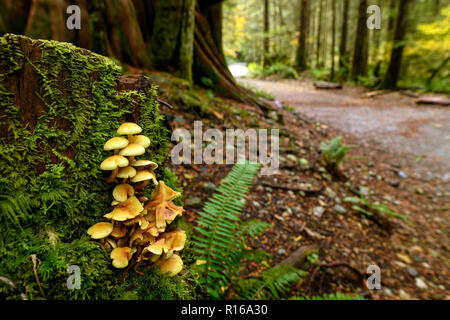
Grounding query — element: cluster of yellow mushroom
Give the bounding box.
[87,122,185,276]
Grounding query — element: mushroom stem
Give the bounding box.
[128,134,133,142]
[114,149,119,155]
[134,180,149,191]
[106,168,119,183]
[122,178,128,184]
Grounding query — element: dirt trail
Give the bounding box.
[240,79,450,182]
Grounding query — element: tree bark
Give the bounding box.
[296,0,309,71]
[315,0,323,68]
[330,0,337,80]
[380,0,411,90]
[351,0,368,81]
[338,0,349,79]
[263,0,270,66]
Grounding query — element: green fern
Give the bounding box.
[235,266,307,300]
[193,161,262,298]
[319,136,354,169]
[193,162,306,300]
[344,196,411,223]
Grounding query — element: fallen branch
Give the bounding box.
[30,254,46,299]
[277,244,321,269]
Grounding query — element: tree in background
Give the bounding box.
[295,0,309,71]
[330,0,337,80]
[338,0,349,79]
[351,0,368,81]
[315,0,323,68]
[380,0,411,89]
[263,0,270,66]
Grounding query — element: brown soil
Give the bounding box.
[154,73,449,300]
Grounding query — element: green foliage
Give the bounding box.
[193,161,263,297]
[309,68,330,81]
[344,196,411,223]
[293,292,366,300]
[319,136,352,169]
[193,162,305,300]
[234,266,307,300]
[0,34,190,300]
[248,62,298,79]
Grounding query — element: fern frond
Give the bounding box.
[192,161,260,298]
[235,265,307,300]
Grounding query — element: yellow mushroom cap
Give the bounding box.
[87,222,113,239]
[104,137,129,151]
[112,184,135,202]
[100,155,129,170]
[117,122,142,136]
[104,196,144,221]
[161,230,186,251]
[146,181,180,208]
[110,247,133,269]
[119,143,145,157]
[157,254,183,276]
[130,160,158,170]
[132,135,151,148]
[144,238,165,255]
[130,170,157,184]
[116,166,137,179]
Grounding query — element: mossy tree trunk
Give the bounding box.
[0,0,268,109]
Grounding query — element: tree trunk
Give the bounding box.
[330,0,336,80]
[263,0,270,66]
[315,0,323,68]
[296,0,309,71]
[380,0,411,90]
[339,0,349,79]
[351,0,368,81]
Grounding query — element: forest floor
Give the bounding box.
[149,72,449,300]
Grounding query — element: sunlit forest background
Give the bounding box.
[223,0,450,93]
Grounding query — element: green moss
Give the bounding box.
[0,34,194,300]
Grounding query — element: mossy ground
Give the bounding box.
[0,34,199,300]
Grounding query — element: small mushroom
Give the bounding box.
[87,222,114,239]
[104,196,144,221]
[154,202,184,229]
[131,170,157,191]
[131,135,150,148]
[156,253,183,276]
[100,155,129,183]
[143,238,165,255]
[146,181,181,208]
[116,166,137,182]
[160,229,186,251]
[112,184,135,202]
[119,143,145,161]
[117,122,142,141]
[104,137,129,154]
[110,247,133,269]
[131,160,158,171]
